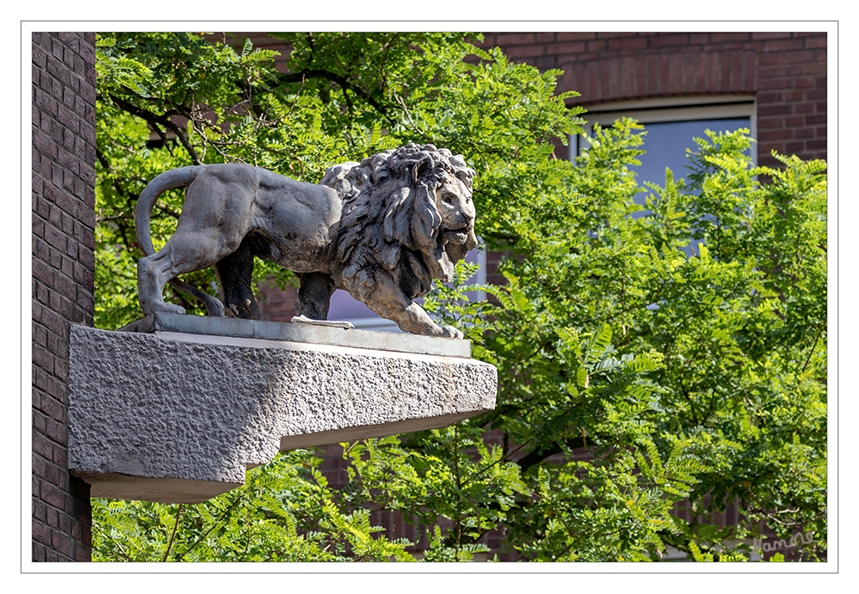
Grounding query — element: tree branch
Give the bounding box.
[91,522,134,561]
[278,69,397,127]
[105,93,202,165]
[517,435,587,474]
[162,504,183,561]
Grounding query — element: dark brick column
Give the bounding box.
[31,32,96,562]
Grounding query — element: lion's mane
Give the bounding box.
[320,143,477,304]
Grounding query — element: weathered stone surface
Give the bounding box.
[68,325,496,503]
[119,311,473,358]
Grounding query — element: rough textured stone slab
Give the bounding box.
[68,325,496,503]
[119,312,472,358]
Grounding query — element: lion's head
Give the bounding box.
[321,143,478,303]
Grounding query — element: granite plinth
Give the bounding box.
[68,324,496,503]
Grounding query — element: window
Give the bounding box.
[573,96,757,261]
[573,95,756,195]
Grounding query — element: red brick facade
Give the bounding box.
[478,32,827,167]
[31,32,96,562]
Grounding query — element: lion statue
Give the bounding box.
[135,143,478,338]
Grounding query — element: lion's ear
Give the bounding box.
[320,161,361,199]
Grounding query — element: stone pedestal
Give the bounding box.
[68,315,496,503]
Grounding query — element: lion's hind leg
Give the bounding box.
[137,229,243,317]
[138,249,188,316]
[215,239,263,320]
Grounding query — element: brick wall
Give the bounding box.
[32,32,97,562]
[480,32,827,167]
[256,282,301,323]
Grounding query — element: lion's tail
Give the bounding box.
[135,165,207,255]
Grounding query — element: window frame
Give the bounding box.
[572,95,758,166]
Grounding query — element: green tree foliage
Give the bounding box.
[92,32,826,562]
[93,450,415,561]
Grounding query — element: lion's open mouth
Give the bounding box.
[442,229,469,245]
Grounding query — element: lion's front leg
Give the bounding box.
[297,272,336,320]
[356,275,463,339]
[401,303,463,339]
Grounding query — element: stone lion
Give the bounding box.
[135,143,478,338]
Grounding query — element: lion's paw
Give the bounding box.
[440,325,464,339]
[157,303,186,315]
